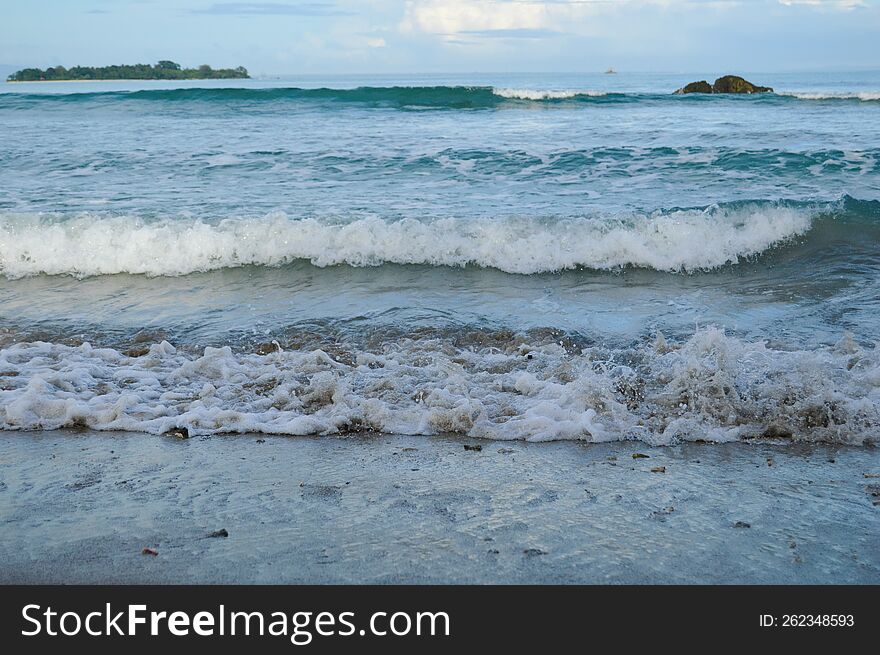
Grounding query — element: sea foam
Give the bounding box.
[1,329,877,444]
[781,91,880,102]
[491,88,606,100]
[0,204,815,279]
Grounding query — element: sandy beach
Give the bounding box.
[0,431,877,584]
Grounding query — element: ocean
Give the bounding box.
[1,71,879,445]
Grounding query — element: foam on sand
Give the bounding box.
[1,328,877,444]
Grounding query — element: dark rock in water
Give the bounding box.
[463,444,482,452]
[712,75,772,94]
[208,528,229,538]
[675,80,713,94]
[675,75,773,95]
[164,427,189,440]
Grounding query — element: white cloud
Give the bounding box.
[401,0,555,36]
[778,0,865,6]
[400,0,870,40]
[398,0,755,40]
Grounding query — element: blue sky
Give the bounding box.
[1,1,878,75]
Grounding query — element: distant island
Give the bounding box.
[6,60,249,82]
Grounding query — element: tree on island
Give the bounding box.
[6,61,249,82]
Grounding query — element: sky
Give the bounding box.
[1,0,878,76]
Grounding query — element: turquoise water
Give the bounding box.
[1,72,879,443]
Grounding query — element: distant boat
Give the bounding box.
[605,68,617,75]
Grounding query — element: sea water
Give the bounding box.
[1,72,878,443]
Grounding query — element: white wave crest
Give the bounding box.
[0,205,815,279]
[1,329,877,444]
[491,87,606,100]
[781,91,880,101]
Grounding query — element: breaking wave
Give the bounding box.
[778,91,880,102]
[491,87,607,100]
[0,200,846,278]
[4,85,880,110]
[0,85,622,109]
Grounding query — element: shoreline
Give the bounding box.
[1,430,877,584]
[5,78,250,84]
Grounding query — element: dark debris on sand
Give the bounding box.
[163,427,189,440]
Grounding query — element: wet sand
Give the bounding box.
[0,431,877,584]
